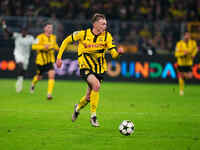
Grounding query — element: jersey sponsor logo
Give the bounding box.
[83,43,105,48]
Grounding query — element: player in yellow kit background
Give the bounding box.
[30,22,59,100]
[175,32,198,96]
[56,13,124,127]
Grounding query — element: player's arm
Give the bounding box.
[1,20,13,37]
[57,35,73,59]
[56,31,84,68]
[106,32,124,58]
[32,35,49,51]
[175,42,185,57]
[191,41,198,58]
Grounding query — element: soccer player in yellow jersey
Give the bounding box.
[175,32,198,96]
[30,22,59,100]
[56,13,124,127]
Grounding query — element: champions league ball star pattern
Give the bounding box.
[119,120,135,136]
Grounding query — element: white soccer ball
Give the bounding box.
[119,120,134,136]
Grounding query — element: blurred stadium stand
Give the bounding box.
[0,16,185,55]
[0,0,200,55]
[0,0,200,82]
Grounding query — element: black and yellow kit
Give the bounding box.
[175,39,198,66]
[57,28,120,76]
[32,33,59,74]
[175,39,198,72]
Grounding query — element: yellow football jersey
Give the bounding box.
[175,39,198,66]
[57,28,119,74]
[32,33,59,65]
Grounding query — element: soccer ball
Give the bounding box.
[119,120,134,136]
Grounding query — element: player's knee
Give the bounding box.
[184,72,192,79]
[16,63,25,76]
[93,82,100,91]
[17,63,23,68]
[48,74,55,79]
[187,74,193,79]
[48,70,55,79]
[86,95,90,101]
[49,76,55,79]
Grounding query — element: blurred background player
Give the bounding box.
[56,13,124,127]
[1,20,35,93]
[175,32,198,96]
[30,22,59,100]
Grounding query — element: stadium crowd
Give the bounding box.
[1,0,199,21]
[0,0,199,54]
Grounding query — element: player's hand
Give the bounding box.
[2,20,6,25]
[184,51,188,55]
[117,47,124,54]
[56,59,62,68]
[1,20,7,29]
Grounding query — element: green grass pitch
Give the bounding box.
[0,79,200,150]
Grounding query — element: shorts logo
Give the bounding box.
[85,70,89,75]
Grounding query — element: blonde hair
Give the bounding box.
[91,13,106,23]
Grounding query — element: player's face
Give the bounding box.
[21,28,27,37]
[184,32,191,40]
[44,24,53,34]
[94,19,107,34]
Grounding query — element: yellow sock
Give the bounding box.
[32,75,39,86]
[90,90,99,116]
[77,96,89,112]
[179,78,184,92]
[47,79,55,95]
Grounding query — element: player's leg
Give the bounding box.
[30,66,43,93]
[87,74,101,127]
[47,69,55,100]
[178,72,184,96]
[179,65,192,95]
[181,72,192,95]
[16,62,26,93]
[77,86,91,111]
[72,86,91,122]
[30,75,42,93]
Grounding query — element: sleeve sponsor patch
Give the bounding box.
[73,31,80,36]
